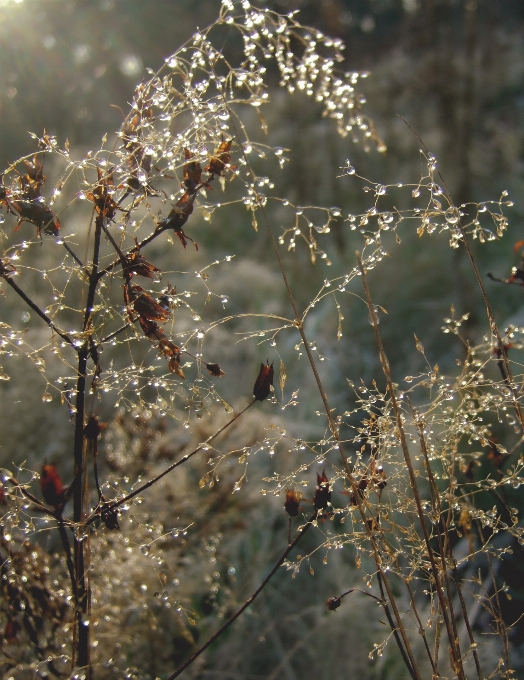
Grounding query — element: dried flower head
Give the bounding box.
[40,463,66,510]
[253,360,274,401]
[314,470,331,510]
[284,489,302,517]
[326,597,342,611]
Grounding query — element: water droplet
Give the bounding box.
[21,311,30,323]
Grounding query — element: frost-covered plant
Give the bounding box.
[0,2,522,680]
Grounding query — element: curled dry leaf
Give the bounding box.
[183,148,203,193]
[126,284,171,322]
[87,168,118,220]
[205,362,225,378]
[205,135,235,176]
[137,316,185,379]
[124,249,161,280]
[0,153,59,236]
[168,354,186,380]
[156,191,197,249]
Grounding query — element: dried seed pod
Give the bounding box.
[84,415,107,441]
[124,250,161,280]
[284,489,302,517]
[253,360,274,401]
[326,597,341,611]
[101,504,121,531]
[40,463,66,510]
[314,470,331,510]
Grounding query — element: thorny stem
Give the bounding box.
[357,252,471,680]
[167,512,316,680]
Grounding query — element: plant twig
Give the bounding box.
[167,512,316,679]
[1,275,77,350]
[86,399,256,523]
[357,251,470,680]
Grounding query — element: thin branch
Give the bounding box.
[1,274,78,350]
[166,512,316,680]
[57,515,76,601]
[62,241,86,269]
[86,399,255,523]
[357,251,470,680]
[408,393,484,679]
[398,114,523,433]
[98,322,132,346]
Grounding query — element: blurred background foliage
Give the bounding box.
[1,1,524,678]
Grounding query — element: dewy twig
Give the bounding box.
[357,251,472,680]
[167,512,316,679]
[86,399,256,524]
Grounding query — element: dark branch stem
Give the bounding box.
[87,399,255,523]
[2,275,77,350]
[376,573,418,680]
[57,515,76,601]
[62,241,86,269]
[357,252,469,680]
[98,322,132,346]
[167,512,316,680]
[71,213,104,677]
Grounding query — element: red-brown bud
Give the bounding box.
[253,360,274,401]
[314,470,331,510]
[327,597,341,611]
[40,463,66,510]
[284,489,302,517]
